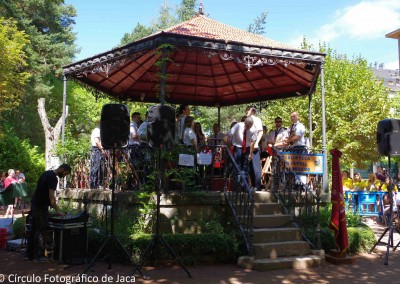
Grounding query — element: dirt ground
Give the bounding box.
[1,210,400,283]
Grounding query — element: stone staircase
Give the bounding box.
[237,191,325,271]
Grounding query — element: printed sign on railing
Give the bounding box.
[280,152,324,175]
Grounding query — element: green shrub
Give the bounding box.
[12,217,24,239]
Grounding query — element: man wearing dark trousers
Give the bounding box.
[246,106,264,191]
[25,164,71,262]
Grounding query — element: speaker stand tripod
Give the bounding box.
[132,147,192,278]
[369,157,400,265]
[84,148,145,277]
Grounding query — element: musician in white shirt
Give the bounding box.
[268,117,288,150]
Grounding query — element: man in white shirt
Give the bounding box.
[129,112,142,167]
[208,123,226,146]
[176,104,190,142]
[285,112,306,148]
[267,117,288,150]
[229,117,256,186]
[90,125,105,189]
[246,106,263,191]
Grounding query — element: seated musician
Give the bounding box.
[25,164,70,262]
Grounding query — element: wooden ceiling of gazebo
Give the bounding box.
[63,14,325,107]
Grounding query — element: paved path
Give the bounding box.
[1,216,400,283]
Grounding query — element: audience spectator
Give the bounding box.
[376,166,386,183]
[353,172,366,190]
[0,171,5,188]
[367,173,380,191]
[4,169,17,188]
[342,170,353,192]
[381,176,398,192]
[15,169,25,183]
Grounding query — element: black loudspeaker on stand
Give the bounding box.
[370,119,400,265]
[84,104,144,277]
[133,105,191,278]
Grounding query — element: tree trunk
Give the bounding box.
[38,98,64,170]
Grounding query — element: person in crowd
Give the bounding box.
[246,106,263,191]
[182,116,197,150]
[194,122,207,147]
[285,112,306,148]
[342,170,353,192]
[15,170,26,183]
[376,166,386,183]
[395,172,400,191]
[0,171,5,188]
[228,116,256,187]
[353,172,366,190]
[260,126,269,152]
[25,164,71,262]
[4,169,18,188]
[129,112,141,166]
[90,124,105,189]
[268,116,288,151]
[209,123,226,146]
[176,104,190,142]
[137,111,149,144]
[4,169,18,218]
[367,173,381,191]
[240,115,247,122]
[381,176,398,192]
[382,167,389,178]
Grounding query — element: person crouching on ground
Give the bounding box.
[25,164,71,262]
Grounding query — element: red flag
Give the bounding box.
[329,148,349,256]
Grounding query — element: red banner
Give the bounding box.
[329,148,349,256]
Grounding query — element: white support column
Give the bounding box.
[308,93,313,149]
[320,62,329,199]
[61,75,67,146]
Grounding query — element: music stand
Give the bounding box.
[369,157,400,265]
[132,146,192,278]
[84,147,145,277]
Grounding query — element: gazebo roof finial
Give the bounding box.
[198,1,204,15]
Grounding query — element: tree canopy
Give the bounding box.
[0,17,30,114]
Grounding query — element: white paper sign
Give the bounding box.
[178,154,195,166]
[197,153,212,165]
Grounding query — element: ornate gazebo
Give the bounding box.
[62,13,328,194]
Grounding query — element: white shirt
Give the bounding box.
[91,127,101,147]
[138,121,148,143]
[249,115,263,149]
[290,122,306,146]
[268,128,288,149]
[228,122,256,148]
[183,127,197,146]
[129,121,140,146]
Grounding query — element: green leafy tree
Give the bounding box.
[0,0,77,147]
[247,11,268,35]
[0,17,30,114]
[176,0,197,22]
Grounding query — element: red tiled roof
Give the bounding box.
[160,14,297,50]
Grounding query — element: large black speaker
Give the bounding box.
[147,105,175,148]
[100,104,130,149]
[377,119,400,156]
[53,226,88,263]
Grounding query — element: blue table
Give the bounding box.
[345,191,386,216]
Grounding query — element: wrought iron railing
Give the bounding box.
[270,147,322,250]
[65,144,255,255]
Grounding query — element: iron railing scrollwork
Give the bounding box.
[270,147,322,250]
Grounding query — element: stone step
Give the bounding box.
[252,215,291,228]
[253,203,283,215]
[238,252,325,271]
[253,191,276,203]
[253,241,311,259]
[253,227,301,243]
